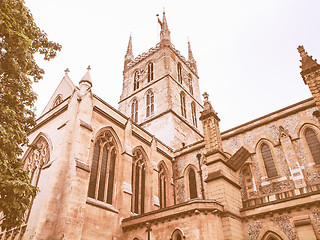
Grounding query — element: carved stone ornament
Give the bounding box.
[246,220,263,240]
[271,215,296,240]
[311,209,320,235]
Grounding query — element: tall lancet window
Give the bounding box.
[188,168,197,199]
[24,136,50,187]
[147,62,153,82]
[305,128,320,165]
[177,62,182,84]
[180,92,186,118]
[261,143,278,178]
[188,74,193,95]
[134,71,140,90]
[146,90,154,117]
[131,99,138,123]
[88,131,117,204]
[191,102,197,127]
[158,164,167,208]
[132,149,146,214]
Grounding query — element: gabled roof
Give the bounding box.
[41,73,76,115]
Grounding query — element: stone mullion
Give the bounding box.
[94,142,104,199]
[103,146,111,203]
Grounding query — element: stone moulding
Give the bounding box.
[121,199,224,231]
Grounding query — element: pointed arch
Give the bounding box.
[183,164,199,200]
[88,129,119,205]
[145,89,154,118]
[23,134,51,187]
[131,98,138,123]
[261,231,284,240]
[170,228,185,240]
[158,161,169,208]
[133,70,140,90]
[299,123,320,166]
[52,94,63,108]
[131,146,149,214]
[256,139,279,179]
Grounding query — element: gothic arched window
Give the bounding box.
[132,149,146,214]
[147,62,153,83]
[134,71,140,90]
[180,92,186,118]
[191,102,197,127]
[171,229,184,240]
[177,63,182,84]
[305,128,320,165]
[261,143,278,178]
[24,136,50,187]
[158,164,167,208]
[146,91,154,117]
[131,99,138,123]
[88,131,117,204]
[188,168,197,199]
[188,74,193,95]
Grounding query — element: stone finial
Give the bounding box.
[188,40,195,62]
[203,92,209,102]
[158,10,171,46]
[64,68,70,75]
[79,66,92,87]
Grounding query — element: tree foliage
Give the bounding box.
[0,0,61,230]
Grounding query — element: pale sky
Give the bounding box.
[25,0,319,131]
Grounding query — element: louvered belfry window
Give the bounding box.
[261,143,278,178]
[147,62,153,82]
[191,102,197,127]
[180,92,186,118]
[305,128,320,165]
[88,131,117,204]
[131,99,138,123]
[146,91,154,117]
[177,63,182,84]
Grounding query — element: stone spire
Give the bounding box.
[187,40,198,74]
[79,65,92,87]
[157,10,171,46]
[298,45,320,83]
[124,34,134,68]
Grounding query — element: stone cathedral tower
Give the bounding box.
[118,11,203,149]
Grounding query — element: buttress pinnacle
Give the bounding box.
[124,34,134,68]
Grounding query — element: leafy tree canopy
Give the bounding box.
[0,0,61,230]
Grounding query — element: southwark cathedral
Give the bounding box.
[2,12,320,240]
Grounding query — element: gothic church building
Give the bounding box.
[2,12,320,240]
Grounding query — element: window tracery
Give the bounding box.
[132,149,146,214]
[52,94,63,108]
[131,99,138,123]
[158,163,167,208]
[24,137,50,187]
[88,131,117,204]
[146,91,154,117]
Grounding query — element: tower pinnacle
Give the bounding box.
[188,40,198,74]
[298,45,320,83]
[157,10,171,46]
[124,34,134,68]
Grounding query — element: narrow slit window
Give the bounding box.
[146,91,154,117]
[147,62,153,82]
[177,63,182,84]
[180,92,186,118]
